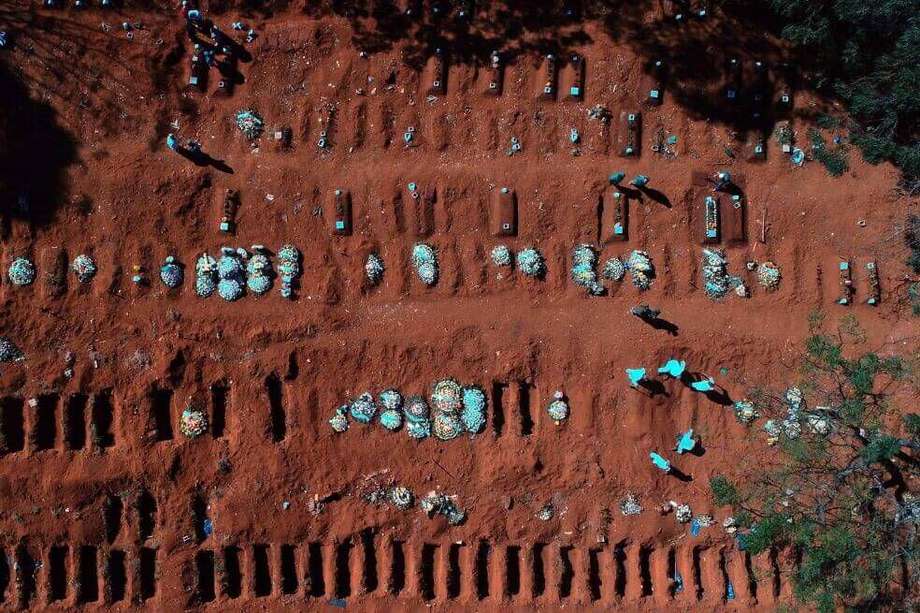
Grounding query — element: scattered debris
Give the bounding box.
[419,491,466,525]
[587,104,611,122]
[537,504,555,521]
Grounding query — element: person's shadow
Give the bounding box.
[638,379,669,398]
[704,388,733,406]
[648,316,679,336]
[181,149,234,174]
[669,467,693,482]
[638,186,672,208]
[679,372,734,406]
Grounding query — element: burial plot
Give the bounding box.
[564,53,585,101]
[618,111,641,157]
[331,189,352,236]
[691,171,746,244]
[599,189,629,243]
[537,54,558,100]
[490,187,517,237]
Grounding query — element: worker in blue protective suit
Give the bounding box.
[690,376,716,392]
[650,452,671,472]
[626,367,646,387]
[675,429,697,454]
[658,359,686,379]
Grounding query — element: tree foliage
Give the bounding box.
[711,316,919,611]
[768,1,920,184]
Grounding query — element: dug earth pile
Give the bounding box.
[0,2,915,610]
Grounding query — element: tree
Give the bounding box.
[711,315,919,612]
[767,1,920,186]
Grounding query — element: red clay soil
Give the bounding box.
[0,1,917,611]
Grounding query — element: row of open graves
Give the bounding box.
[188,536,794,607]
[0,534,795,609]
[0,376,560,455]
[0,490,161,608]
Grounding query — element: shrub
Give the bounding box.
[709,475,741,506]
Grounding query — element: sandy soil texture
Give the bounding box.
[0,1,916,610]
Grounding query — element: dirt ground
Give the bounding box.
[0,1,916,610]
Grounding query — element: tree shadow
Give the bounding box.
[0,60,77,230]
[304,0,595,69]
[294,0,801,144]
